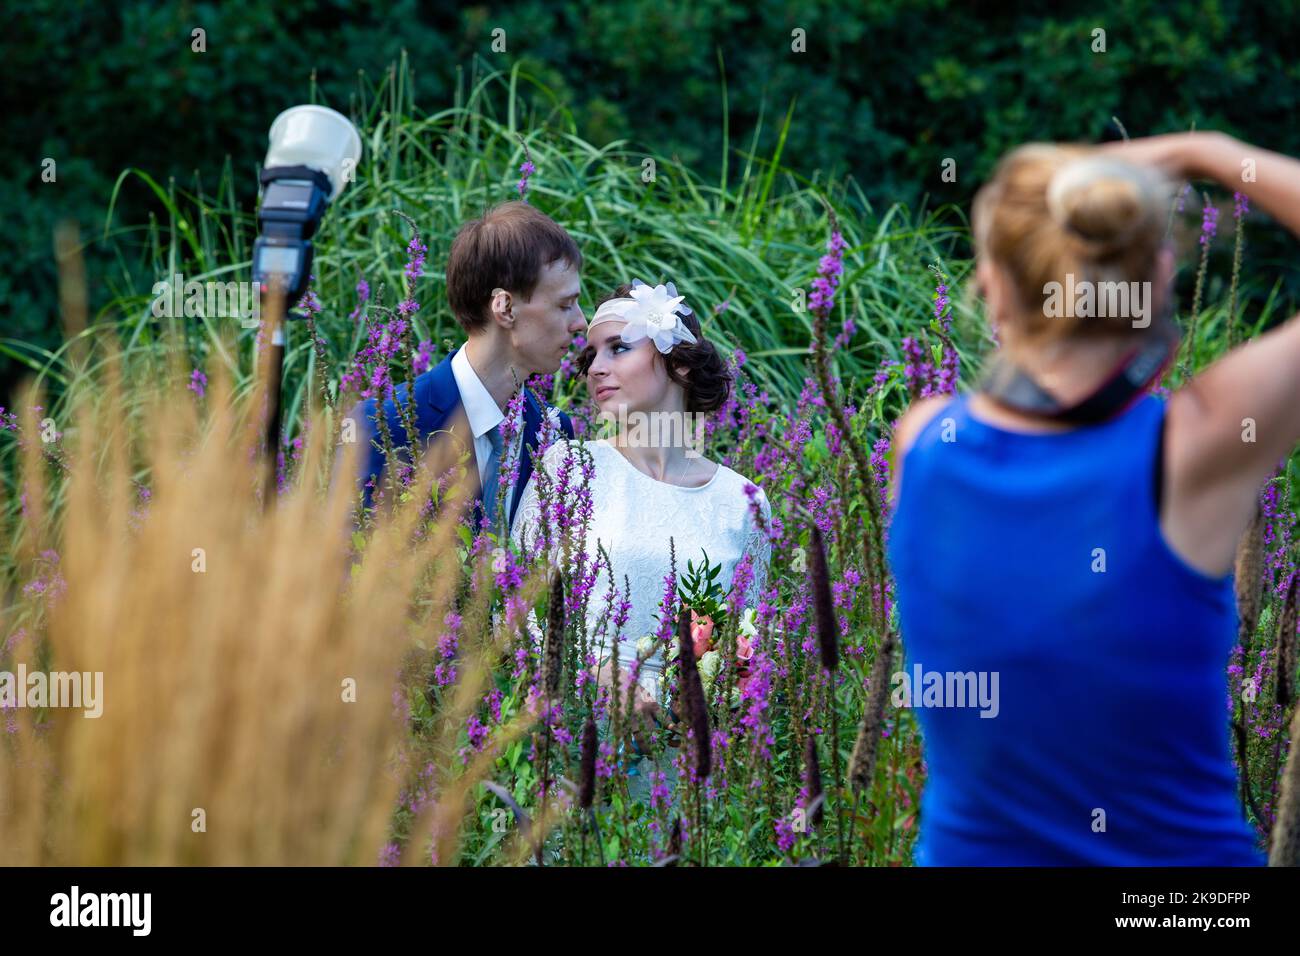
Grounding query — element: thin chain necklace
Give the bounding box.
[610,438,705,487]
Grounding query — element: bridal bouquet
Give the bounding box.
[667,553,758,706]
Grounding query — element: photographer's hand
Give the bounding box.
[1102,131,1300,237]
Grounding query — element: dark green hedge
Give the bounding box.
[5,0,1298,401]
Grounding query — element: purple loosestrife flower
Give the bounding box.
[653,566,679,646]
[739,650,776,763]
[462,714,489,760]
[649,769,672,812]
[348,278,370,324]
[413,339,435,376]
[901,336,938,399]
[1260,479,1296,596]
[774,813,796,853]
[404,233,427,287]
[297,285,321,318]
[929,266,960,395]
[487,388,529,534]
[1200,201,1220,249]
[825,419,843,457]
[434,610,463,687]
[596,740,618,779]
[526,372,555,395]
[1234,191,1250,220]
[517,159,536,201]
[936,343,960,396]
[809,485,836,535]
[797,376,827,414]
[756,589,779,630]
[742,482,769,540]
[833,316,856,349]
[833,566,864,642]
[188,368,207,398]
[341,311,408,402]
[808,229,848,318]
[542,698,573,746]
[933,275,950,326]
[729,553,755,609]
[871,436,891,514]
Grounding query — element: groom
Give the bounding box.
[349,201,586,530]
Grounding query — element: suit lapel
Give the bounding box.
[426,351,460,419]
[427,348,547,533]
[422,351,482,515]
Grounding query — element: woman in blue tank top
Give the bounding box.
[888,132,1300,865]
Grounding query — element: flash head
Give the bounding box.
[252,106,361,303]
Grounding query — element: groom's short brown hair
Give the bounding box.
[446,201,582,333]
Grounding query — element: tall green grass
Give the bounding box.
[22,57,969,427]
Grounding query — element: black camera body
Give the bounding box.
[251,164,333,303]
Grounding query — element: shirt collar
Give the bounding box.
[450,343,505,439]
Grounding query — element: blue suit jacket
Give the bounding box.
[350,350,574,527]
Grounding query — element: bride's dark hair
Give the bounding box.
[577,283,732,414]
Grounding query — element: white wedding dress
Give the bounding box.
[511,437,772,698]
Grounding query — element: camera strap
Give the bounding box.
[977,318,1180,426]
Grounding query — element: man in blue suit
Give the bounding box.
[348,201,586,531]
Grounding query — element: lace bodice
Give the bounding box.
[511,438,772,697]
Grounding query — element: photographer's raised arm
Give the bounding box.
[1154,135,1300,573]
[1169,136,1300,485]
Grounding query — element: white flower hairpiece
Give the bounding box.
[587,278,698,354]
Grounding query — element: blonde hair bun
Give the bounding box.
[1045,157,1167,252]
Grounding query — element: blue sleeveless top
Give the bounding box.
[887,390,1264,865]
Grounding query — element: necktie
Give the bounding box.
[481,423,505,534]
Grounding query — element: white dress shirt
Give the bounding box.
[450,343,522,517]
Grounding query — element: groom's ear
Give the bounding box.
[490,288,515,328]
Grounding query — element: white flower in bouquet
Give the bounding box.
[737,607,758,638]
[698,650,721,694]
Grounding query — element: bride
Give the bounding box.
[511,279,771,734]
